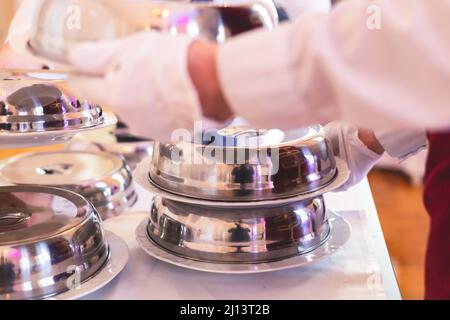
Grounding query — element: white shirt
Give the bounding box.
[5,0,41,43]
[218,0,450,133]
[7,0,429,159]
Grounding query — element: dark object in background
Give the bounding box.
[276,6,289,21]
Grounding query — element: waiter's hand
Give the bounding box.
[68,32,230,142]
[0,44,44,69]
[325,122,384,191]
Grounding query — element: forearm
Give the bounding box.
[191,0,450,131]
[358,128,384,155]
[187,41,233,122]
[187,42,386,160]
[0,44,43,69]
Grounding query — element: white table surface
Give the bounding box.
[84,179,402,300]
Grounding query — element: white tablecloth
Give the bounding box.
[84,179,401,300]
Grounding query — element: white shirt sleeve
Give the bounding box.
[6,0,42,43]
[218,0,450,132]
[374,128,428,160]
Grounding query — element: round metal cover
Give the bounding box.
[0,151,138,219]
[0,185,110,300]
[0,185,92,244]
[0,70,103,133]
[150,125,338,202]
[0,151,124,185]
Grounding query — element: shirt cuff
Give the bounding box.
[374,129,428,160]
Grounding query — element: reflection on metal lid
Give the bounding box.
[0,186,91,244]
[0,151,123,185]
[0,70,103,133]
[0,151,138,220]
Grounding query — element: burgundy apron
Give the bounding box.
[424,132,450,299]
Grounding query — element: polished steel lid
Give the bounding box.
[150,125,337,202]
[0,70,103,133]
[0,186,110,300]
[143,0,279,42]
[145,195,330,263]
[200,125,320,146]
[0,186,91,244]
[66,123,154,170]
[29,0,131,64]
[0,151,137,219]
[27,0,278,64]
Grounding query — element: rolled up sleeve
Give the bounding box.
[375,129,428,160]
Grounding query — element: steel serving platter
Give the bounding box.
[0,70,117,148]
[134,156,349,208]
[136,210,351,274]
[149,125,340,202]
[145,195,330,263]
[0,186,114,299]
[0,151,137,220]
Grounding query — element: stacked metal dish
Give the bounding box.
[93,138,153,171]
[12,0,278,67]
[135,125,351,270]
[0,70,114,148]
[150,125,337,201]
[0,70,102,133]
[0,186,128,300]
[146,196,329,263]
[0,151,137,220]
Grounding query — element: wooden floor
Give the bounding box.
[368,169,429,300]
[0,144,64,160]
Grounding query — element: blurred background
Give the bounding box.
[0,0,14,43]
[368,153,429,300]
[0,0,430,299]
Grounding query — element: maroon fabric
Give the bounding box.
[424,131,450,299]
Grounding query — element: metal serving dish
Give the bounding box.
[94,139,154,171]
[150,125,337,202]
[0,70,103,133]
[67,121,154,171]
[146,195,329,263]
[28,0,278,64]
[0,151,137,220]
[0,186,109,300]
